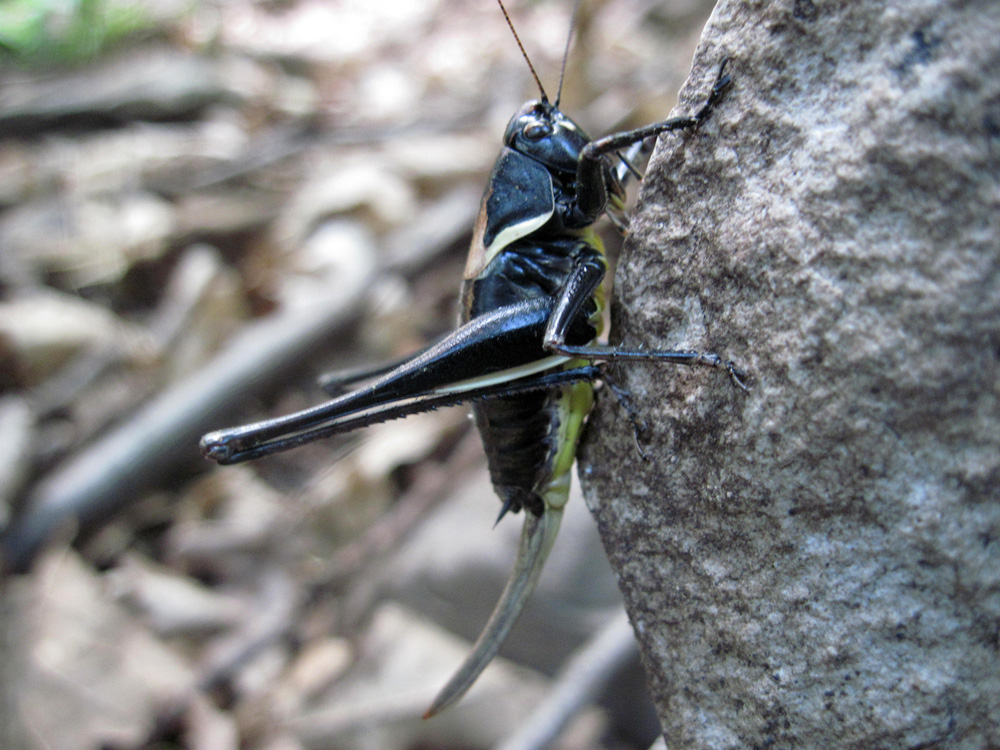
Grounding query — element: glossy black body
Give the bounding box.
[459,102,622,516]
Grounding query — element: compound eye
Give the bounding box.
[523,119,552,140]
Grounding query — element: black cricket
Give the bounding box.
[201,0,746,717]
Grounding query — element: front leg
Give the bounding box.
[585,59,731,158]
[575,59,733,222]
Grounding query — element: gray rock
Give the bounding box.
[580,0,1000,748]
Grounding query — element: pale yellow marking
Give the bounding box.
[431,355,571,396]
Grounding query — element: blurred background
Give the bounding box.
[0,0,716,747]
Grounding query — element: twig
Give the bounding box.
[1,280,374,574]
[314,428,482,589]
[493,610,639,750]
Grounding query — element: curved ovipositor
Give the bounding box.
[423,496,565,718]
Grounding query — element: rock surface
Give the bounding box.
[580,1,1000,748]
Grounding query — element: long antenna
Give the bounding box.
[555,0,581,106]
[496,0,548,103]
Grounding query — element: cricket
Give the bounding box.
[201,0,746,717]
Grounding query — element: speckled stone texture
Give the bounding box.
[578,1,1000,748]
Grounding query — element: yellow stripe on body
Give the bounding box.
[431,355,572,396]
